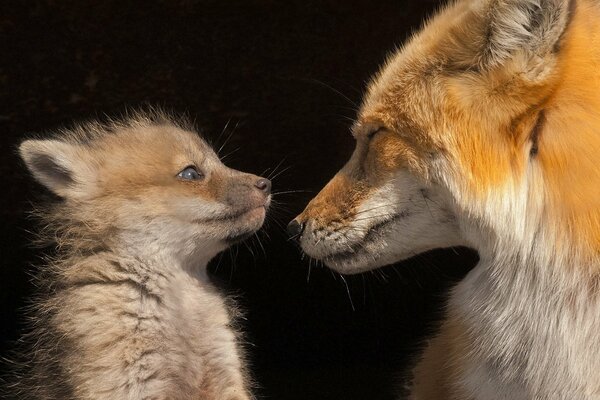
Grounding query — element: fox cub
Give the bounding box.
[291,0,600,399]
[13,112,270,399]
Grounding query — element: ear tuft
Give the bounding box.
[481,0,572,69]
[19,139,78,198]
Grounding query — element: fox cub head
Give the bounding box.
[292,0,600,273]
[19,112,271,264]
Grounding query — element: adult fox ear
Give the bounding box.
[478,0,573,79]
[19,139,97,199]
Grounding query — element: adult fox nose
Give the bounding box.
[287,219,304,239]
[254,178,272,194]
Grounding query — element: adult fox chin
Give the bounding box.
[291,0,600,399]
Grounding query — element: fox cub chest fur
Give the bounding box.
[12,113,271,400]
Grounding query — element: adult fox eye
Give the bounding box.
[177,166,204,181]
[367,127,383,139]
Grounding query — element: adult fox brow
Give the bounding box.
[367,127,384,139]
[350,123,383,139]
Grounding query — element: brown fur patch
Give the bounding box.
[300,170,372,225]
[88,125,219,202]
[299,128,423,226]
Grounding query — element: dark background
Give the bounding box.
[0,1,478,399]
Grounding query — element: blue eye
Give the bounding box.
[177,166,204,181]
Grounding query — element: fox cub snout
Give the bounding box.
[14,111,268,399]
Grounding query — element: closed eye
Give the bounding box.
[177,166,204,181]
[367,127,384,140]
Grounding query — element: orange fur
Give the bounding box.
[294,0,600,398]
[540,3,600,256]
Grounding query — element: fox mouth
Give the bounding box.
[204,205,267,223]
[319,209,409,265]
[222,205,269,244]
[194,198,270,224]
[190,199,269,244]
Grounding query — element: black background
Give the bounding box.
[0,1,478,399]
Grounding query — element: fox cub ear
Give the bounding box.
[19,139,96,199]
[479,0,572,76]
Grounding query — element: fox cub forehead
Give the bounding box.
[92,122,216,176]
[19,112,221,199]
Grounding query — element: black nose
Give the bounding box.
[287,219,304,239]
[255,178,272,194]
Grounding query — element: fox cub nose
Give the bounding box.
[287,219,304,239]
[254,178,272,194]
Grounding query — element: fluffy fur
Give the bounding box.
[8,111,271,399]
[292,0,600,398]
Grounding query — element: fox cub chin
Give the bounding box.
[12,111,270,400]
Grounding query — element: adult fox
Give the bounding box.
[290,0,600,398]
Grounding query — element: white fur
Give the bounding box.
[56,250,249,400]
[439,154,600,399]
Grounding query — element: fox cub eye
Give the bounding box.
[177,166,204,181]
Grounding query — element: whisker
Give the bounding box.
[242,240,256,262]
[215,118,232,147]
[266,158,288,180]
[287,233,302,242]
[339,274,356,311]
[213,252,225,274]
[269,165,292,181]
[326,113,356,123]
[260,228,271,241]
[220,147,241,162]
[253,232,267,257]
[303,78,359,108]
[353,203,397,216]
[217,121,240,156]
[266,216,287,231]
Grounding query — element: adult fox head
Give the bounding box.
[291,0,600,274]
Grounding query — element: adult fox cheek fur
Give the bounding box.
[11,112,270,400]
[291,0,600,398]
